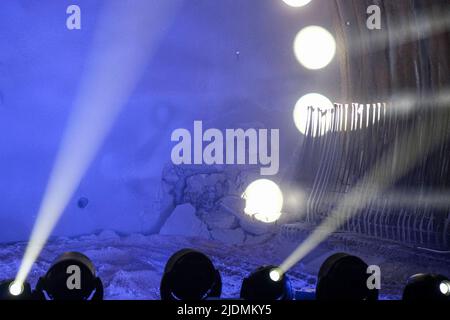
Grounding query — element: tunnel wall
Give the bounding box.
[291,0,450,250]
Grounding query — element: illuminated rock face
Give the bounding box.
[156,164,275,245]
[160,203,210,238]
[0,0,322,242]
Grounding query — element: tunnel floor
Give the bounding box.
[0,231,448,300]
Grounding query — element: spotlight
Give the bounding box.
[34,252,103,300]
[9,281,23,296]
[316,253,378,301]
[160,249,222,300]
[403,274,450,301]
[0,280,32,300]
[240,266,294,300]
[269,268,282,282]
[440,280,450,296]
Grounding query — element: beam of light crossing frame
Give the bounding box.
[347,10,450,55]
[14,0,182,288]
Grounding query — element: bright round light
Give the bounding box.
[9,281,24,296]
[294,26,336,70]
[293,93,334,137]
[242,179,283,223]
[440,281,450,296]
[269,269,282,282]
[282,0,312,8]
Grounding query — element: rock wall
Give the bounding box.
[156,164,275,245]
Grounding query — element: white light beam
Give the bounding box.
[15,0,182,287]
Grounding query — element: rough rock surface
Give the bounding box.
[156,164,271,245]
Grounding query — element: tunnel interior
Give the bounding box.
[0,0,449,300]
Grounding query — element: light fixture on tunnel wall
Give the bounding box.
[293,26,336,70]
[282,0,312,8]
[403,274,450,301]
[316,253,379,301]
[293,92,334,137]
[34,252,103,300]
[240,266,294,300]
[0,279,33,300]
[242,179,284,223]
[160,249,222,300]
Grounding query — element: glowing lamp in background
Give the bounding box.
[242,179,284,223]
[293,93,334,137]
[294,26,336,70]
[282,0,312,8]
